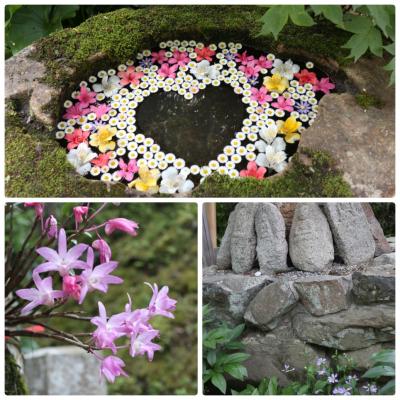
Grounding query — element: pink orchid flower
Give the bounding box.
[62,275,81,300]
[89,104,111,119]
[16,274,64,315]
[271,96,294,112]
[313,77,335,94]
[146,283,177,319]
[91,152,112,167]
[195,46,215,62]
[91,301,126,353]
[105,218,139,236]
[76,86,97,108]
[257,56,273,69]
[158,63,179,79]
[235,51,255,65]
[92,239,112,263]
[250,87,272,105]
[118,66,144,87]
[239,161,267,180]
[168,50,190,66]
[151,50,168,64]
[79,247,123,304]
[63,103,89,120]
[65,129,89,150]
[44,215,58,239]
[100,355,128,383]
[129,329,161,361]
[239,61,261,78]
[34,228,88,277]
[73,206,89,229]
[24,202,44,219]
[117,159,138,182]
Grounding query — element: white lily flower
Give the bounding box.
[159,167,194,194]
[93,75,121,97]
[190,60,218,81]
[255,137,288,173]
[271,59,300,80]
[67,143,97,175]
[259,123,278,144]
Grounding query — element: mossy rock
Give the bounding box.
[5,5,352,197]
[5,348,29,395]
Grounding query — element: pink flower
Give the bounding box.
[24,202,44,218]
[257,56,273,69]
[100,355,128,383]
[117,159,138,182]
[65,129,89,150]
[92,239,112,263]
[44,215,58,239]
[105,218,139,237]
[63,103,89,120]
[76,86,97,108]
[146,283,177,319]
[62,275,81,300]
[313,77,335,94]
[239,161,267,179]
[239,61,261,78]
[16,274,64,315]
[151,50,168,64]
[168,50,190,66]
[89,104,111,119]
[235,51,255,65]
[195,47,215,62]
[117,67,144,86]
[158,63,178,79]
[91,152,112,167]
[271,96,294,112]
[91,302,125,353]
[79,247,123,304]
[34,228,88,277]
[129,329,161,361]
[73,206,89,228]
[250,87,272,105]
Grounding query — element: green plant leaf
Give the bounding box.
[378,379,395,395]
[297,384,310,395]
[287,5,315,27]
[367,5,392,37]
[343,15,373,34]
[310,5,343,26]
[363,365,395,378]
[206,350,216,366]
[370,349,395,365]
[384,42,395,56]
[223,364,248,380]
[342,33,369,61]
[259,6,289,39]
[367,27,383,57]
[219,352,250,365]
[211,372,226,394]
[267,376,279,395]
[384,58,395,86]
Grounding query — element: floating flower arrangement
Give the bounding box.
[57,40,335,194]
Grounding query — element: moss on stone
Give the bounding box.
[355,92,384,110]
[194,148,352,197]
[5,349,28,395]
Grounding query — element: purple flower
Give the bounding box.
[248,76,259,86]
[129,329,161,361]
[281,363,295,373]
[328,373,339,384]
[332,386,351,395]
[100,355,128,383]
[16,274,64,315]
[91,302,125,353]
[294,100,312,114]
[224,51,236,61]
[34,229,88,277]
[92,239,112,263]
[79,247,123,304]
[317,368,327,376]
[362,383,378,394]
[139,57,153,68]
[44,215,58,239]
[316,357,327,366]
[105,218,139,236]
[345,375,358,385]
[146,283,177,318]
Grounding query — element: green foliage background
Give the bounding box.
[6,202,197,395]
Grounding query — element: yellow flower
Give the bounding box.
[89,125,116,153]
[263,73,289,93]
[277,116,302,143]
[128,166,160,193]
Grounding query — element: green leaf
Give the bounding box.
[7,5,79,55]
[384,42,395,56]
[342,33,369,61]
[378,379,395,395]
[5,5,22,28]
[297,384,310,395]
[220,352,250,365]
[211,373,226,394]
[224,364,248,380]
[287,5,315,27]
[367,5,392,37]
[311,5,343,26]
[370,349,395,365]
[229,323,245,340]
[363,365,395,378]
[267,376,279,395]
[206,350,216,366]
[343,15,373,34]
[259,6,289,39]
[367,27,383,57]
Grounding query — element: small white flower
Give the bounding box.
[93,75,121,97]
[159,167,194,194]
[190,60,218,81]
[258,123,278,144]
[272,59,300,80]
[255,137,287,173]
[67,143,97,175]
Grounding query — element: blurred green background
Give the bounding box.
[6,202,197,395]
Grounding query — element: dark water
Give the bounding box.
[136,85,247,166]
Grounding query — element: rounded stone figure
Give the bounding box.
[216,209,237,269]
[255,203,289,273]
[230,203,258,273]
[289,203,334,272]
